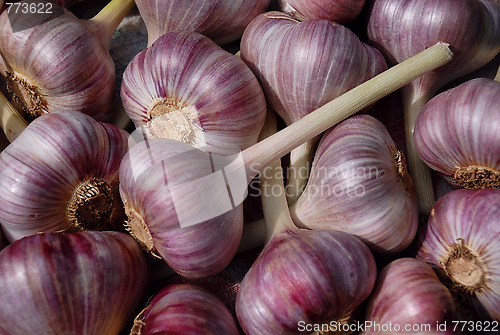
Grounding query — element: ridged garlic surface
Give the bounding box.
[121,31,267,156]
[290,115,418,255]
[277,0,367,24]
[135,0,271,46]
[131,284,239,335]
[0,231,148,335]
[414,78,500,189]
[416,189,500,321]
[0,111,130,242]
[119,138,243,279]
[0,1,116,121]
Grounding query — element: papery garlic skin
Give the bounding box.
[241,11,386,127]
[236,229,377,335]
[414,78,500,189]
[119,138,243,278]
[0,1,115,121]
[290,115,418,255]
[277,0,366,24]
[416,189,500,321]
[362,258,457,335]
[135,0,271,47]
[131,284,239,335]
[0,231,148,335]
[121,31,267,156]
[0,111,129,242]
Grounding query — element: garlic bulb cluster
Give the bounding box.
[121,30,267,155]
[416,189,500,320]
[236,112,377,335]
[119,43,452,279]
[367,0,500,214]
[131,284,239,335]
[0,111,129,242]
[0,0,135,122]
[414,78,500,189]
[290,114,418,255]
[277,0,367,24]
[362,258,457,335]
[0,231,148,335]
[134,0,271,47]
[241,11,387,203]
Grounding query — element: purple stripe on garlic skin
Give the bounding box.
[277,0,367,24]
[0,231,148,335]
[119,138,243,278]
[290,114,418,255]
[367,0,500,215]
[131,284,239,335]
[0,111,130,242]
[416,189,500,321]
[362,258,457,335]
[414,78,500,189]
[0,0,129,122]
[121,30,267,156]
[236,228,377,335]
[241,11,387,127]
[135,0,271,47]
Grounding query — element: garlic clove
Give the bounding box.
[416,189,500,321]
[121,30,267,156]
[290,114,418,255]
[414,77,500,190]
[0,0,134,122]
[277,0,367,24]
[131,283,239,335]
[135,0,271,47]
[362,258,458,334]
[0,111,130,242]
[0,231,148,335]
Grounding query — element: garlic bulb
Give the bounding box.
[135,0,271,47]
[0,231,148,335]
[0,111,130,242]
[236,111,377,335]
[290,114,418,255]
[367,0,500,214]
[362,258,457,335]
[241,11,387,204]
[416,189,500,321]
[131,283,239,335]
[0,0,135,122]
[277,0,367,24]
[414,78,500,189]
[121,30,267,155]
[119,43,453,278]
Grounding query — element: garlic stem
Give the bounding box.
[87,0,136,49]
[495,64,500,82]
[239,42,453,180]
[285,139,315,205]
[0,91,28,142]
[258,111,297,245]
[403,86,435,216]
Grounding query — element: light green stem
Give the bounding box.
[0,91,28,142]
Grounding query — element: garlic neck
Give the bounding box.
[67,178,114,231]
[147,98,202,146]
